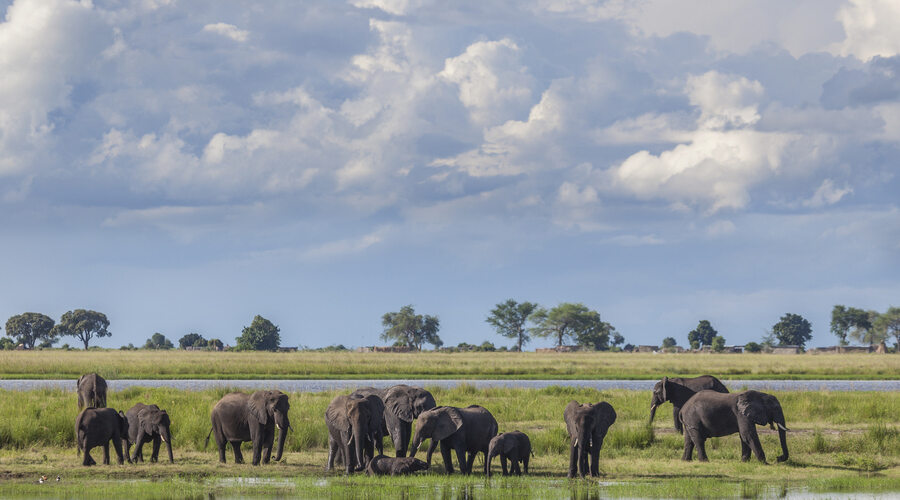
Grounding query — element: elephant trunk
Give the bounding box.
[274,413,289,462]
[353,425,366,471]
[161,427,174,463]
[409,432,423,458]
[486,444,498,477]
[649,404,658,423]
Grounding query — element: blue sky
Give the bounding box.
[0,0,898,350]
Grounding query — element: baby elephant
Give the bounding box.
[365,455,429,476]
[75,407,130,466]
[487,431,532,477]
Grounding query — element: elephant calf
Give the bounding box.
[125,403,174,463]
[564,400,617,478]
[75,407,129,466]
[487,431,532,477]
[365,455,429,476]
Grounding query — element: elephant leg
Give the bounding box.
[395,422,411,457]
[740,439,751,462]
[326,436,336,471]
[217,437,227,464]
[673,406,683,434]
[113,436,126,465]
[694,433,709,462]
[82,445,95,466]
[579,445,589,478]
[231,441,244,464]
[464,451,478,475]
[681,430,694,461]
[523,454,529,475]
[152,436,162,463]
[500,455,508,476]
[511,458,521,476]
[742,427,766,463]
[102,442,110,465]
[567,444,578,478]
[590,440,601,477]
[456,445,469,475]
[439,441,455,474]
[262,428,274,465]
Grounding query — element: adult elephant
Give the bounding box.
[679,390,789,463]
[326,394,384,473]
[351,384,436,457]
[124,403,174,463]
[410,405,498,475]
[75,407,129,466]
[77,373,107,410]
[207,390,290,465]
[564,400,617,478]
[649,375,728,433]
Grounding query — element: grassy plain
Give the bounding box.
[0,386,898,498]
[1,350,899,379]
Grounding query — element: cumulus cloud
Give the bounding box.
[202,23,249,42]
[804,179,853,208]
[834,0,900,60]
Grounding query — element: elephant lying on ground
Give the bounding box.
[487,431,532,477]
[207,390,290,465]
[680,390,789,463]
[125,403,173,463]
[351,385,436,457]
[75,407,129,466]
[649,375,728,433]
[365,455,429,476]
[410,405,498,475]
[326,394,385,473]
[565,400,616,478]
[77,373,107,410]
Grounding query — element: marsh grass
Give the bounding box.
[2,350,900,380]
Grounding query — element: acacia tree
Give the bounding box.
[772,313,813,349]
[5,313,56,350]
[529,303,614,350]
[873,306,900,351]
[687,320,717,349]
[51,309,111,350]
[236,315,281,351]
[486,299,539,352]
[831,305,878,346]
[381,305,442,351]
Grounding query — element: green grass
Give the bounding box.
[0,387,898,498]
[1,350,899,379]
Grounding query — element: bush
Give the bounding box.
[744,341,762,353]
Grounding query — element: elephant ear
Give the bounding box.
[736,391,768,426]
[138,408,155,435]
[563,401,580,439]
[502,434,518,454]
[593,401,617,430]
[412,389,436,418]
[432,407,464,442]
[661,376,669,402]
[248,391,268,425]
[387,391,416,423]
[326,396,350,433]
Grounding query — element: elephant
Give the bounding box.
[649,375,728,433]
[564,400,617,478]
[124,403,173,463]
[75,407,129,466]
[351,384,436,457]
[487,430,532,477]
[77,373,107,410]
[325,394,385,473]
[679,389,789,463]
[410,405,498,475]
[207,390,290,465]
[365,455,429,476]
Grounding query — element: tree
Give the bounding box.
[51,309,111,350]
[873,306,900,351]
[0,337,15,350]
[381,305,442,351]
[711,335,726,352]
[661,337,677,349]
[207,338,224,351]
[143,333,173,350]
[687,320,717,349]
[849,310,882,345]
[612,332,625,348]
[831,305,880,346]
[179,332,207,349]
[529,303,614,350]
[772,313,813,349]
[744,341,762,353]
[236,315,281,351]
[485,299,539,352]
[5,313,56,350]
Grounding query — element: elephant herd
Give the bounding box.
[70,373,790,477]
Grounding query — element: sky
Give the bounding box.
[0,0,898,350]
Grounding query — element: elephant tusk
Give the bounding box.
[276,424,281,430]
[161,436,167,443]
[573,438,578,447]
[777,423,789,432]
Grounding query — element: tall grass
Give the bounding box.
[1,350,899,380]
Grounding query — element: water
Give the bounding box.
[1,379,897,392]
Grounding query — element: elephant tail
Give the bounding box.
[204,428,213,449]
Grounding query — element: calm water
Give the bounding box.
[1,379,897,392]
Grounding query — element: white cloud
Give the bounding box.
[350,0,428,15]
[833,0,900,60]
[686,71,764,130]
[202,23,249,43]
[804,179,853,208]
[439,38,534,126]
[298,228,389,261]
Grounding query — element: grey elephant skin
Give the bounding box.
[410,405,498,475]
[207,390,290,465]
[351,384,436,457]
[365,455,429,476]
[564,400,616,478]
[125,403,173,463]
[75,407,129,466]
[325,394,385,473]
[649,375,728,433]
[679,389,789,463]
[76,373,107,410]
[487,430,532,477]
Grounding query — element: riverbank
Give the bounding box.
[0,386,898,498]
[2,351,898,380]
